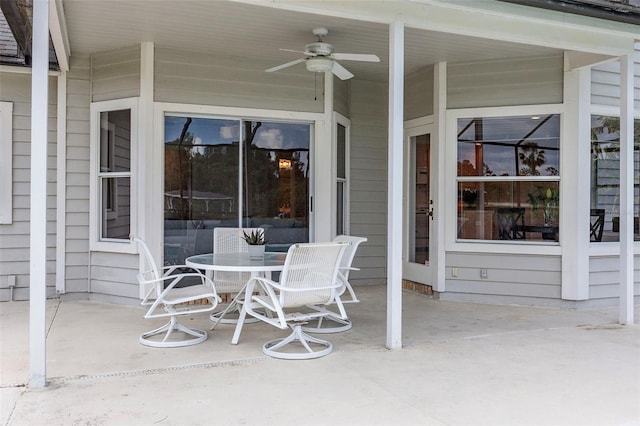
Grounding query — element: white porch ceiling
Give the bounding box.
[61,0,562,82]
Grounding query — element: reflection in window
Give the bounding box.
[590,116,640,242]
[164,116,310,264]
[457,114,561,242]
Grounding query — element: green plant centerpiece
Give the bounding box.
[242,229,265,245]
[528,186,559,226]
[242,229,266,259]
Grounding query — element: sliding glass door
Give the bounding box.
[163,115,311,265]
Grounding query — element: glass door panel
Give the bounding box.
[242,121,310,252]
[163,116,311,265]
[164,116,240,264]
[411,134,430,265]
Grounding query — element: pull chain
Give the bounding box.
[314,72,317,101]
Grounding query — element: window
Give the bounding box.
[163,114,311,264]
[0,101,12,224]
[590,115,640,242]
[90,99,137,251]
[336,120,349,235]
[456,113,561,242]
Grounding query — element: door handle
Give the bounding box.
[428,208,434,220]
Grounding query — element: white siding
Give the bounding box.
[591,45,640,109]
[91,46,141,102]
[448,55,563,109]
[444,253,562,303]
[334,77,349,117]
[64,56,91,296]
[154,47,323,112]
[405,65,433,120]
[0,72,58,301]
[349,79,387,285]
[589,255,640,303]
[89,251,138,300]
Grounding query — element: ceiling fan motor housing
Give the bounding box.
[305,42,334,56]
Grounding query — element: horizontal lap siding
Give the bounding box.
[91,46,140,102]
[448,55,563,108]
[589,255,640,301]
[89,252,138,299]
[0,72,58,301]
[445,253,562,300]
[65,56,91,296]
[591,46,640,109]
[405,65,433,120]
[155,47,323,112]
[334,77,349,117]
[349,80,387,285]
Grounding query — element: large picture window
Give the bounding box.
[456,114,561,242]
[590,115,640,242]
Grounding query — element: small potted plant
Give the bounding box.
[242,229,266,259]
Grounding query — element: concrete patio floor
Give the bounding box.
[1,284,639,425]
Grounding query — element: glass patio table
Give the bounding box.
[185,252,287,331]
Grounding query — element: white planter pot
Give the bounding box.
[247,245,265,259]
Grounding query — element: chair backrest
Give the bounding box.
[497,208,525,240]
[278,242,346,308]
[590,209,605,242]
[213,227,264,293]
[333,235,367,282]
[133,237,162,296]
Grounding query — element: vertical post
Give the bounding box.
[561,57,590,301]
[56,72,67,295]
[619,54,634,325]
[433,62,446,293]
[387,21,404,350]
[29,0,50,389]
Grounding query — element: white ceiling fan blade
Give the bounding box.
[280,48,309,55]
[332,53,380,62]
[265,58,306,73]
[331,61,354,80]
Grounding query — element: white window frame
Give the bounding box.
[334,112,351,236]
[0,101,12,224]
[445,104,564,256]
[152,102,325,261]
[89,98,138,253]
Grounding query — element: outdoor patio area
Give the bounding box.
[2,285,639,425]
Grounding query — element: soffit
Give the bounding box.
[62,0,562,82]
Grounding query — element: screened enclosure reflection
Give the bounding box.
[457,114,560,242]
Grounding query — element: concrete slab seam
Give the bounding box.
[55,356,271,384]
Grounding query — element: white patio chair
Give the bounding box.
[210,227,264,324]
[302,235,367,333]
[231,242,347,359]
[134,237,220,348]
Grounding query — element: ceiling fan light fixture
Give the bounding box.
[305,57,333,73]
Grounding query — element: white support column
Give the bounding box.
[432,62,447,293]
[387,21,404,350]
[561,59,590,301]
[55,72,67,295]
[619,54,634,325]
[139,42,154,299]
[313,71,334,243]
[29,0,50,389]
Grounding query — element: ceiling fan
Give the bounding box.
[265,27,380,80]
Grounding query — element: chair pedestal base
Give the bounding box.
[263,325,333,359]
[139,316,208,348]
[301,316,352,334]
